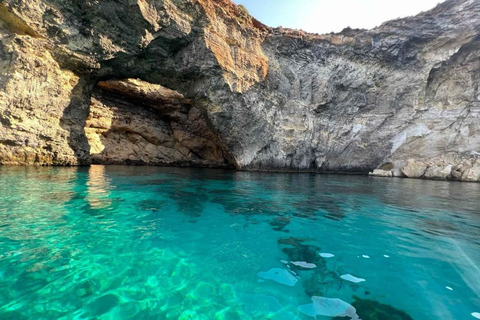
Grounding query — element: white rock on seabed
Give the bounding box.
[341,274,366,283]
[319,253,335,258]
[291,261,317,268]
[257,268,299,287]
[298,296,360,319]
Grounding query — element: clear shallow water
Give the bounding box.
[0,166,479,320]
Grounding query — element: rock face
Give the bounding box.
[424,165,452,180]
[369,155,480,181]
[369,169,392,178]
[85,79,232,167]
[402,160,428,179]
[0,0,479,181]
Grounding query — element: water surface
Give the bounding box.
[0,166,479,319]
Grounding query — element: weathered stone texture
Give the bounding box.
[85,79,232,167]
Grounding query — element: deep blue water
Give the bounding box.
[0,166,479,320]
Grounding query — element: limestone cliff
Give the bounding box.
[0,0,479,181]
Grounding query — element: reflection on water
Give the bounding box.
[86,165,112,210]
[0,166,479,319]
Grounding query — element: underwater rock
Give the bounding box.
[302,269,344,297]
[298,296,360,319]
[352,296,413,320]
[136,199,164,212]
[341,274,366,283]
[269,216,291,231]
[211,189,284,217]
[257,268,299,287]
[291,261,316,269]
[278,237,323,268]
[167,188,208,217]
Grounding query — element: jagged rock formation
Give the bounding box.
[0,0,479,181]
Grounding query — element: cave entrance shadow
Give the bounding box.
[83,79,235,168]
[59,75,97,165]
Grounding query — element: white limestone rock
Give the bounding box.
[369,169,393,177]
[402,160,427,178]
[424,165,452,180]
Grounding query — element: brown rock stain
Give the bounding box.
[197,0,269,92]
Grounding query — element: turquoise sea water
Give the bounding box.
[0,166,479,320]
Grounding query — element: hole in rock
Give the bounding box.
[84,79,233,167]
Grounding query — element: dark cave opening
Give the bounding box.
[84,78,234,168]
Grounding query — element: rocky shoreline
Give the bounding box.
[370,155,480,182]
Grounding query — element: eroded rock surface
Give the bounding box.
[0,0,479,181]
[85,79,232,167]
